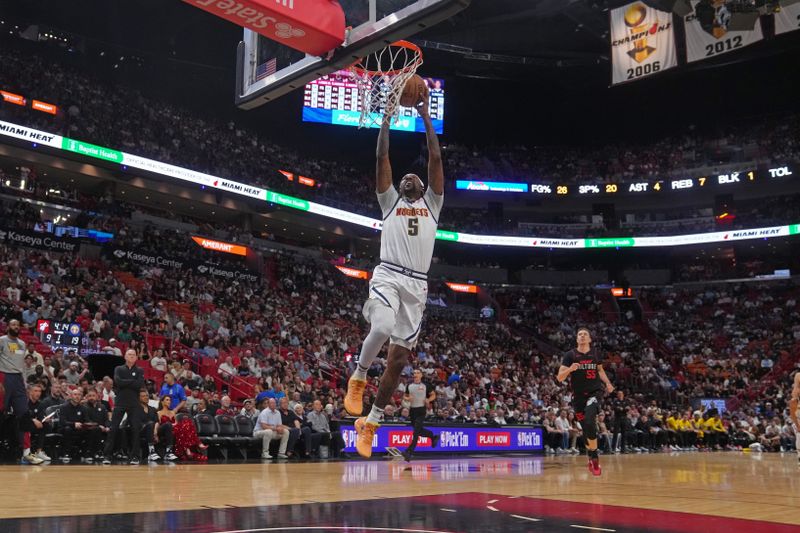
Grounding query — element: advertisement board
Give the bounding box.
[339,424,544,454]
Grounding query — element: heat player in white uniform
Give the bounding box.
[345,92,444,458]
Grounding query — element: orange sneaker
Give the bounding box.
[344,376,367,416]
[355,416,378,458]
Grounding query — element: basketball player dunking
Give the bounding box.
[344,92,444,458]
[557,328,614,476]
[790,370,800,466]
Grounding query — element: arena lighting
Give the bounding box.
[446,282,478,293]
[32,100,57,115]
[611,287,633,297]
[279,169,316,187]
[190,236,247,256]
[335,265,369,280]
[0,90,25,106]
[2,119,800,250]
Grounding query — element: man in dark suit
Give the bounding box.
[102,349,145,464]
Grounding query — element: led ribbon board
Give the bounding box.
[2,119,799,250]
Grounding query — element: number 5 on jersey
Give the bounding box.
[407,217,419,236]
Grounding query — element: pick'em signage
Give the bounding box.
[191,236,248,256]
[2,119,800,250]
[339,424,544,454]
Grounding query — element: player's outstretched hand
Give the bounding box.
[606,383,615,393]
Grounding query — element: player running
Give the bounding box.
[790,370,800,466]
[557,328,615,476]
[344,92,444,458]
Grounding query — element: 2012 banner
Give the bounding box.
[683,0,764,63]
[774,2,800,36]
[610,2,677,85]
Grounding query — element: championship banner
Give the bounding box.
[775,2,800,35]
[684,1,764,63]
[610,2,677,85]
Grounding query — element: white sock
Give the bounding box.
[23,448,31,456]
[366,405,384,425]
[354,305,395,381]
[353,363,369,381]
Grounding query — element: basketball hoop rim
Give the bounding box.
[349,40,423,77]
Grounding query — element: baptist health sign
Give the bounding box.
[2,119,799,251]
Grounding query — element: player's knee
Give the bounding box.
[368,306,396,339]
[370,320,394,339]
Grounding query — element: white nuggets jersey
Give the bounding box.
[377,186,443,274]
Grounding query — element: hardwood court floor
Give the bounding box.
[0,452,798,532]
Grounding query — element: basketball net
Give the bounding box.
[347,41,423,129]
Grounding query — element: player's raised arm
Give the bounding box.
[416,95,443,196]
[376,114,393,194]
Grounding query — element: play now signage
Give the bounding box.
[340,424,543,454]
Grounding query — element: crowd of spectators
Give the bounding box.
[0,38,799,465]
[2,40,800,239]
[1,204,797,463]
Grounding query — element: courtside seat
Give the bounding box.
[234,414,261,455]
[194,414,226,458]
[43,405,63,459]
[215,415,249,459]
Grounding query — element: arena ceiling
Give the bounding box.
[2,0,799,144]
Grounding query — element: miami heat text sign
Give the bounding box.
[183,0,346,56]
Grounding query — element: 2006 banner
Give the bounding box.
[339,424,544,454]
[610,2,677,85]
[684,0,764,63]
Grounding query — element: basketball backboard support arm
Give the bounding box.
[235,0,470,110]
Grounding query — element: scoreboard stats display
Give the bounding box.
[302,70,445,134]
[36,320,85,353]
[458,164,796,198]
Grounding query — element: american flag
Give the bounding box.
[255,58,277,81]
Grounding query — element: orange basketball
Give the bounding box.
[399,74,427,108]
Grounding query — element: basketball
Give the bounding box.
[399,74,427,108]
